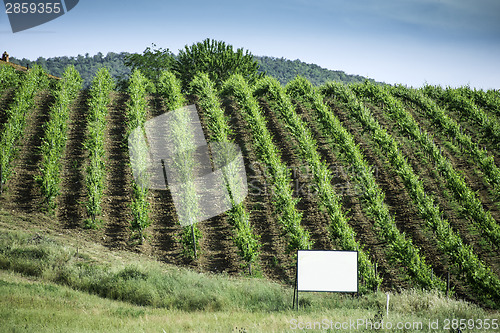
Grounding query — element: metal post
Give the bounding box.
[293,261,299,311]
[446,271,450,298]
[161,159,168,188]
[191,224,197,259]
[386,293,390,318]
[247,244,252,275]
[292,280,296,310]
[0,164,3,194]
[374,263,378,292]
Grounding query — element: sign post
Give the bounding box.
[294,250,358,310]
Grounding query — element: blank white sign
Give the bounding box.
[297,250,358,292]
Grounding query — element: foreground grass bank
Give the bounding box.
[0,210,498,332]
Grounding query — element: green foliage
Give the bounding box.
[125,69,149,135]
[10,52,130,89]
[353,82,500,247]
[155,71,202,258]
[257,56,377,86]
[0,65,48,193]
[35,65,83,210]
[255,76,381,292]
[180,225,202,259]
[0,63,22,89]
[445,87,500,142]
[456,86,500,116]
[229,205,261,267]
[126,69,151,242]
[10,48,380,90]
[175,38,262,90]
[129,183,150,241]
[190,73,232,141]
[157,71,186,111]
[287,76,443,291]
[190,73,261,268]
[83,68,113,228]
[84,154,105,228]
[220,74,311,253]
[392,85,500,199]
[124,44,175,87]
[322,81,500,306]
[423,84,500,142]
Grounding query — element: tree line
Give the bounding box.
[9,40,377,88]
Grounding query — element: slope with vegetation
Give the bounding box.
[1,39,499,321]
[9,44,378,88]
[2,214,496,332]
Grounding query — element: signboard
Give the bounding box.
[297,250,358,292]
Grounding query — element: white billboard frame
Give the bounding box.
[294,250,358,309]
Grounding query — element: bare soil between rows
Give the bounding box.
[1,88,498,308]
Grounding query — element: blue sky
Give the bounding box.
[1,0,499,89]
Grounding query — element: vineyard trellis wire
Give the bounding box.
[35,65,82,210]
[0,65,48,194]
[391,84,500,200]
[322,82,500,306]
[352,82,500,248]
[254,76,382,292]
[126,69,151,243]
[157,71,202,259]
[221,74,312,254]
[83,68,114,228]
[422,85,500,143]
[287,76,445,291]
[191,72,261,272]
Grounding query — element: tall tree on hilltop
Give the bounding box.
[174,38,263,90]
[124,43,175,86]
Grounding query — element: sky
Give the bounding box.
[1,0,499,89]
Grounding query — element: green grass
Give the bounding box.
[0,211,498,332]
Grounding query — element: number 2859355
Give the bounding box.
[5,2,62,14]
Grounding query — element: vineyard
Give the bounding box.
[1,62,499,308]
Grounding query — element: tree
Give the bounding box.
[124,44,175,85]
[174,38,262,90]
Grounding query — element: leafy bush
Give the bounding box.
[175,38,262,90]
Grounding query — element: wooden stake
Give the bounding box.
[386,293,390,318]
[446,271,450,298]
[161,159,168,189]
[191,224,197,260]
[293,261,299,311]
[247,243,252,275]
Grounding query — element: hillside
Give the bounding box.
[0,59,60,80]
[1,63,500,313]
[257,56,374,86]
[8,52,378,88]
[2,212,497,332]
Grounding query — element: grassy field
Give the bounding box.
[1,209,498,332]
[2,64,500,330]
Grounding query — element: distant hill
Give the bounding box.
[2,52,499,311]
[256,56,376,86]
[9,52,378,88]
[10,52,130,89]
[1,59,61,80]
